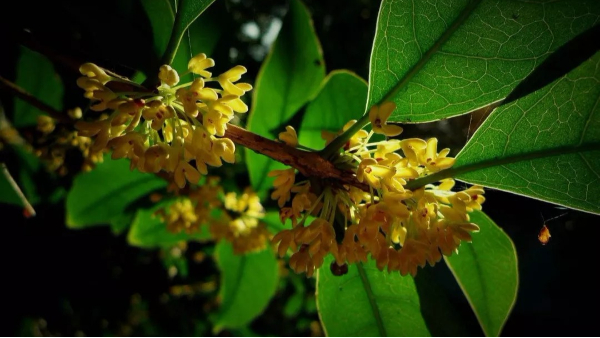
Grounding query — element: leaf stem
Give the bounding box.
[320,113,371,159]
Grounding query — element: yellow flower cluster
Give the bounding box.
[32,109,103,175]
[75,55,251,188]
[155,178,269,254]
[270,102,485,277]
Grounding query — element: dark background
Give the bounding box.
[1,0,599,336]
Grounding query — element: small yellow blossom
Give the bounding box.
[369,102,403,136]
[188,53,215,78]
[278,126,298,147]
[159,65,180,86]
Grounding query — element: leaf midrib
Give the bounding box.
[374,0,483,106]
[356,263,387,336]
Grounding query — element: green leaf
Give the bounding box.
[368,0,600,123]
[262,210,289,234]
[316,256,430,336]
[445,211,518,337]
[161,0,216,66]
[127,201,211,248]
[66,155,167,229]
[245,0,325,196]
[13,46,63,127]
[141,0,221,80]
[213,242,279,332]
[452,51,600,214]
[298,70,368,150]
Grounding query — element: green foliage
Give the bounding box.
[445,211,518,336]
[0,164,22,206]
[317,256,430,336]
[245,0,325,195]
[454,51,600,214]
[298,71,368,149]
[66,155,166,231]
[13,46,63,127]
[368,0,600,122]
[127,200,212,248]
[213,242,279,332]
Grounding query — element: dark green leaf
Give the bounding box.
[245,0,325,195]
[213,242,279,332]
[127,201,211,248]
[454,51,600,214]
[0,163,24,206]
[13,46,63,127]
[445,211,518,337]
[368,0,600,122]
[161,0,216,66]
[298,70,368,149]
[317,256,430,336]
[66,155,167,229]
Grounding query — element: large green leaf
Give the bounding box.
[13,46,63,127]
[245,0,325,195]
[368,0,600,123]
[298,70,368,150]
[445,211,518,336]
[127,200,211,248]
[161,0,216,66]
[141,0,221,81]
[213,242,279,332]
[316,256,430,336]
[66,155,167,229]
[452,51,600,214]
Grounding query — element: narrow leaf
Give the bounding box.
[298,70,368,150]
[66,155,166,229]
[454,51,600,214]
[213,242,279,332]
[245,0,325,195]
[368,0,600,122]
[445,211,518,337]
[316,256,430,336]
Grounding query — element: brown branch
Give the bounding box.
[225,124,368,190]
[0,75,71,123]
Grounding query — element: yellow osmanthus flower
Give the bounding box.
[278,126,298,147]
[268,110,486,278]
[74,53,252,189]
[369,102,403,136]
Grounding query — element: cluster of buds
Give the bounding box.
[75,54,251,188]
[155,177,269,254]
[271,102,485,277]
[31,108,104,175]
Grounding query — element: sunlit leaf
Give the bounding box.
[298,70,368,150]
[66,155,166,229]
[245,0,325,196]
[213,242,279,332]
[445,211,518,337]
[316,256,430,336]
[454,51,600,214]
[368,0,600,122]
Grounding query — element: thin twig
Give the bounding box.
[1,163,36,217]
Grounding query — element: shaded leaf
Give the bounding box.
[127,200,211,248]
[298,70,368,150]
[445,211,518,337]
[213,242,279,332]
[454,51,600,214]
[66,155,167,229]
[245,0,325,196]
[316,256,430,336]
[368,0,600,122]
[13,46,63,127]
